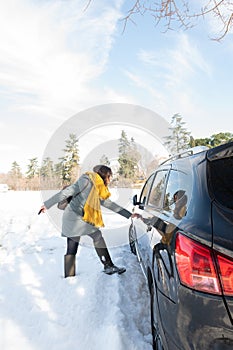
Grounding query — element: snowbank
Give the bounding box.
[0,191,152,350]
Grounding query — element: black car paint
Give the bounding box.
[130,144,233,350]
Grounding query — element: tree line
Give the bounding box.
[1,114,232,191]
[0,133,80,191]
[164,113,233,155]
[0,130,153,190]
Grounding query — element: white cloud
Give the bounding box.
[123,69,166,108]
[138,33,211,87]
[119,32,214,125]
[0,0,123,116]
[0,0,135,173]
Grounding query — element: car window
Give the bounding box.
[147,170,168,208]
[163,169,191,218]
[139,173,155,205]
[208,157,233,209]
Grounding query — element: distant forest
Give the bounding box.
[1,115,232,191]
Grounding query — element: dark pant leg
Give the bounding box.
[66,237,80,255]
[64,237,80,277]
[88,230,114,267]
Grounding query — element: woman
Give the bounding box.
[39,165,136,277]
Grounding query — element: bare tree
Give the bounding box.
[86,1,233,40]
[125,1,233,40]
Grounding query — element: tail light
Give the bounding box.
[217,254,233,296]
[175,233,233,296]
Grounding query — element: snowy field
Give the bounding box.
[0,190,152,350]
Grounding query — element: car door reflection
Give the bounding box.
[151,190,188,299]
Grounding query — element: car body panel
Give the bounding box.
[212,202,233,257]
[130,142,233,349]
[158,285,233,350]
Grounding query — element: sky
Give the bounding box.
[0,0,233,174]
[0,189,152,350]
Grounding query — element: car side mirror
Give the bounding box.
[133,194,145,209]
[139,196,146,210]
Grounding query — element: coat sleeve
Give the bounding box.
[44,176,89,209]
[100,198,132,219]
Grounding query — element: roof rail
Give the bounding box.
[160,146,209,165]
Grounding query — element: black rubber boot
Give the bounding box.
[104,265,126,275]
[93,234,114,267]
[64,254,76,278]
[94,243,126,275]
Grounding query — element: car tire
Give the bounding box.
[128,223,137,255]
[150,282,164,350]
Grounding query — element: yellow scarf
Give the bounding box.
[83,172,111,227]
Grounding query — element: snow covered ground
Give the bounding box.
[0,190,152,350]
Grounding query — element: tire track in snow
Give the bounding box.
[115,246,153,350]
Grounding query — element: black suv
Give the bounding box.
[129,142,233,350]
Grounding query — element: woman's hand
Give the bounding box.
[131,213,142,219]
[38,205,46,215]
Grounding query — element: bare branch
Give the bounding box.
[120,0,233,40]
[212,12,233,41]
[83,0,92,12]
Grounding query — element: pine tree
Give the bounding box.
[118,130,140,180]
[59,133,80,184]
[128,137,141,178]
[10,161,22,178]
[8,161,23,190]
[164,114,191,155]
[118,130,131,178]
[40,157,54,178]
[26,158,39,178]
[26,158,40,190]
[40,157,59,189]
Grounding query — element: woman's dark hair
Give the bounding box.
[93,165,112,185]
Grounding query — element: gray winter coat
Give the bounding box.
[44,174,132,237]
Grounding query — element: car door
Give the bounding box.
[151,166,192,302]
[133,169,169,276]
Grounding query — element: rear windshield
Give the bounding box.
[208,157,233,209]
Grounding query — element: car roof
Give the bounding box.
[160,142,233,167]
[160,146,208,166]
